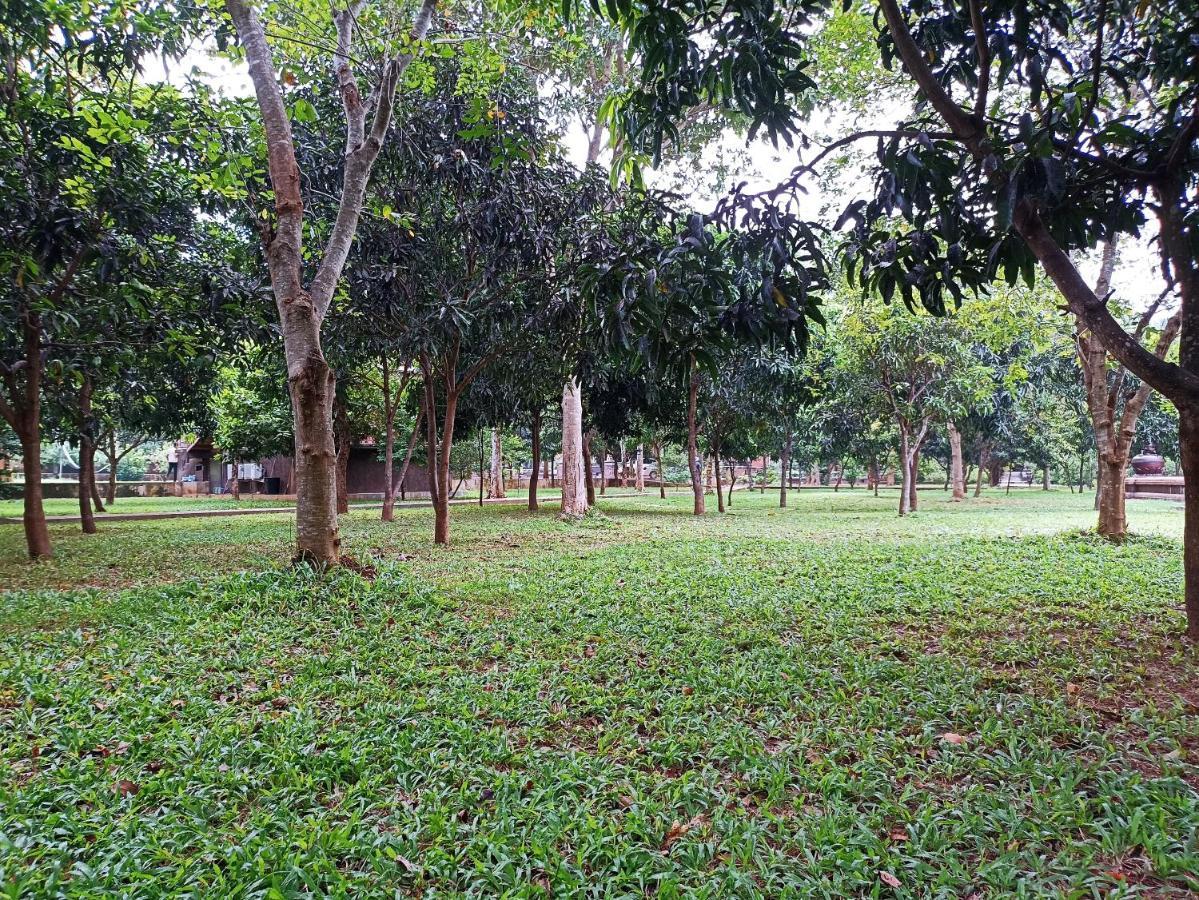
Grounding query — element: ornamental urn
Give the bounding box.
[1130,445,1165,476]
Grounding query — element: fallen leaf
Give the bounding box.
[1065,682,1080,695]
[660,814,708,851]
[888,827,908,842]
[940,732,968,746]
[681,686,694,696]
[115,779,139,797]
[271,697,290,709]
[396,855,419,873]
[879,870,901,888]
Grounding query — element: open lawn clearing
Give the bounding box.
[1,490,1196,896]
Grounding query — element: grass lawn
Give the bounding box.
[1,489,1196,896]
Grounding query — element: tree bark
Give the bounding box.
[948,421,966,501]
[898,427,911,517]
[909,447,920,511]
[106,430,118,504]
[432,392,459,545]
[727,462,736,507]
[583,431,596,506]
[529,408,541,511]
[598,445,607,496]
[90,468,105,513]
[687,356,705,516]
[714,444,725,513]
[1181,407,1199,640]
[395,406,422,509]
[655,441,666,499]
[635,444,644,492]
[560,378,588,518]
[382,358,396,522]
[2,312,52,558]
[488,427,506,499]
[779,431,792,508]
[334,391,351,516]
[77,376,97,535]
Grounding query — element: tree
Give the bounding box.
[223,0,438,564]
[1079,240,1181,538]
[0,2,209,555]
[831,301,992,515]
[353,63,586,543]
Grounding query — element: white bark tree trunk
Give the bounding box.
[488,427,506,498]
[560,378,588,518]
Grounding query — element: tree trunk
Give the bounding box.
[394,407,422,510]
[334,391,351,515]
[598,445,607,496]
[655,441,666,499]
[230,459,240,499]
[77,377,97,535]
[90,469,105,513]
[6,313,52,558]
[1181,407,1199,640]
[19,428,50,558]
[779,432,792,508]
[106,430,118,504]
[488,427,506,499]
[635,444,644,492]
[1042,464,1051,491]
[898,427,911,517]
[560,379,588,518]
[948,421,966,501]
[433,392,459,545]
[529,408,541,511]
[687,356,704,516]
[619,440,628,489]
[975,448,987,498]
[583,432,596,506]
[909,448,920,511]
[870,459,880,497]
[714,445,725,513]
[727,462,736,507]
[1096,455,1129,539]
[381,359,396,522]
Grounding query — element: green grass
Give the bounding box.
[1,489,1197,897]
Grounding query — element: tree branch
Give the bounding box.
[308,0,439,316]
[1014,199,1199,400]
[877,0,984,148]
[967,0,989,122]
[225,0,305,306]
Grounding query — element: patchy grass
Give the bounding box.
[1,489,1196,896]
